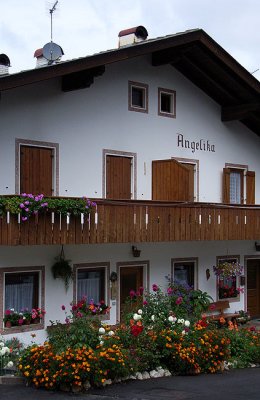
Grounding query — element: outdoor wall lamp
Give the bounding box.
[132,246,141,257]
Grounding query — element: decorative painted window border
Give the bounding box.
[216,255,240,302]
[158,87,176,118]
[73,262,110,317]
[102,149,137,199]
[172,157,199,201]
[171,258,198,289]
[15,138,59,196]
[128,81,149,113]
[0,265,45,335]
[116,260,150,321]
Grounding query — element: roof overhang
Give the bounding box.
[0,29,259,135]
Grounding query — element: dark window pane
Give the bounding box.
[161,93,172,113]
[174,262,194,287]
[132,87,144,108]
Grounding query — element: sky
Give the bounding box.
[0,0,260,80]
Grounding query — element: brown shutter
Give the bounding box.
[20,146,53,196]
[222,168,230,203]
[106,155,131,199]
[152,159,190,201]
[246,170,255,204]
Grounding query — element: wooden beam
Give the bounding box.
[62,66,105,92]
[221,103,260,121]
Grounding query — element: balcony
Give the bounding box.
[0,198,260,246]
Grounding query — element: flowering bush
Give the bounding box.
[0,337,23,375]
[4,307,45,327]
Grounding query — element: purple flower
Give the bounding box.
[24,201,30,205]
[152,284,159,292]
[20,203,25,209]
[22,216,28,221]
[25,208,29,212]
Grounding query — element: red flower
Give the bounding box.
[152,284,159,292]
[176,296,183,305]
[131,324,143,337]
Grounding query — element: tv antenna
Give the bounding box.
[50,1,58,42]
[43,1,64,63]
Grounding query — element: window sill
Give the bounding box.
[1,322,44,335]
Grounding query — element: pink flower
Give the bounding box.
[152,284,159,292]
[5,309,11,315]
[176,296,183,305]
[143,300,148,305]
[18,318,24,325]
[61,305,66,310]
[167,287,173,295]
[129,290,136,298]
[139,286,144,294]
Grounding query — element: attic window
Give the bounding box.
[158,88,176,118]
[128,81,148,113]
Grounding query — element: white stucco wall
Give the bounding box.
[1,240,258,344]
[0,55,259,202]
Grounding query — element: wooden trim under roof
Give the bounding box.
[0,29,259,135]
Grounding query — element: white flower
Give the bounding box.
[108,330,115,336]
[168,316,174,322]
[172,317,177,323]
[177,318,184,324]
[184,320,190,327]
[151,315,155,322]
[98,327,106,335]
[0,342,4,347]
[137,309,143,315]
[0,349,5,356]
[181,330,186,335]
[6,361,13,368]
[133,313,141,321]
[100,341,104,346]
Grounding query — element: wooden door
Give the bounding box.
[106,155,132,199]
[152,159,191,201]
[20,146,53,196]
[247,259,260,318]
[120,266,143,317]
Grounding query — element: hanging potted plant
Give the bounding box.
[213,261,243,278]
[51,246,72,292]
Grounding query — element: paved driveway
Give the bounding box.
[0,368,259,400]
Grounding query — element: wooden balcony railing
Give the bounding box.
[0,199,260,246]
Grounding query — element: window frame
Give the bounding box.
[73,262,110,308]
[128,81,148,113]
[171,258,198,289]
[216,256,240,302]
[0,266,45,334]
[158,87,176,118]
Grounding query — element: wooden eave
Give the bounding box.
[0,29,259,135]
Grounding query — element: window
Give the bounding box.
[75,263,109,305]
[158,88,176,118]
[223,164,255,204]
[5,272,39,312]
[216,257,240,301]
[171,258,198,288]
[128,81,148,113]
[0,266,45,333]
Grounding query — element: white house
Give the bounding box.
[0,27,259,344]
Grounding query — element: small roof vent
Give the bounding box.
[0,54,11,75]
[118,26,148,47]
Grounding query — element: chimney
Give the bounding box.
[34,45,64,68]
[118,26,148,47]
[0,54,11,75]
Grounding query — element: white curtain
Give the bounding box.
[5,283,34,312]
[230,172,241,204]
[77,278,100,303]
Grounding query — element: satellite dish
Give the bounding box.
[42,42,63,62]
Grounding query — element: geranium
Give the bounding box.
[70,297,110,317]
[130,324,143,337]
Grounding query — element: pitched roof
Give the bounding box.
[0,29,259,135]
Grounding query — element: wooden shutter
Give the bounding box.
[152,159,190,201]
[246,170,255,204]
[222,168,230,203]
[20,146,53,196]
[106,155,132,199]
